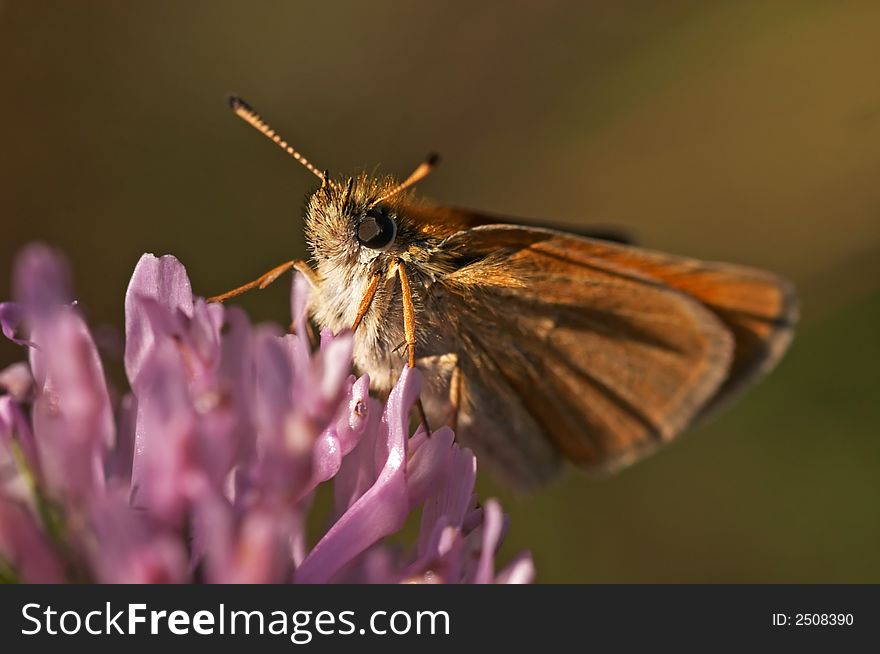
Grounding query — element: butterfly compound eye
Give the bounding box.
[357,208,397,250]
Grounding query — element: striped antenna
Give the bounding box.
[371,153,440,206]
[227,95,327,184]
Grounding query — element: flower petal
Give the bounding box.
[406,426,455,509]
[105,394,137,485]
[332,396,383,517]
[0,493,66,583]
[299,331,354,425]
[195,495,294,584]
[309,374,373,489]
[290,272,311,349]
[89,491,189,584]
[124,254,194,386]
[30,308,113,501]
[296,366,420,583]
[12,243,72,313]
[335,374,371,456]
[0,362,34,402]
[0,397,39,503]
[249,327,313,500]
[418,444,477,557]
[130,340,201,524]
[0,303,35,348]
[471,498,506,584]
[496,551,536,584]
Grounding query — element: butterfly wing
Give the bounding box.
[406,202,798,410]
[430,224,796,487]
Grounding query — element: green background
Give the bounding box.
[1,1,878,582]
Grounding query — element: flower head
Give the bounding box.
[0,244,534,584]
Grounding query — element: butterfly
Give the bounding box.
[209,97,798,488]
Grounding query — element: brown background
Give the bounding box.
[1,1,878,582]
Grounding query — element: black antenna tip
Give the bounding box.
[226,94,252,113]
[426,152,441,166]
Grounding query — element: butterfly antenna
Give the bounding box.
[227,95,329,185]
[372,153,440,205]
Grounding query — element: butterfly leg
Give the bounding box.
[449,363,463,435]
[396,263,417,368]
[207,259,318,303]
[350,273,381,332]
[396,262,431,435]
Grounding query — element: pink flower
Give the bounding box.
[0,243,534,584]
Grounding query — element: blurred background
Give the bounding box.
[1,1,878,582]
